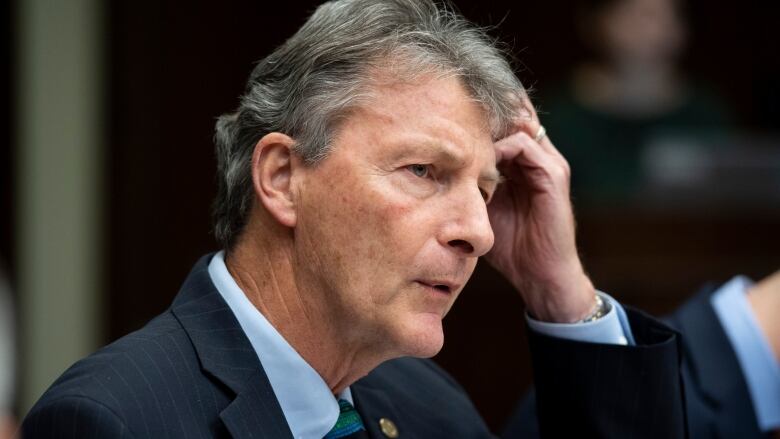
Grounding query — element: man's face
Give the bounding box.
[293,74,498,358]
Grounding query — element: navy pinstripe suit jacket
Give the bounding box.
[22,254,687,438]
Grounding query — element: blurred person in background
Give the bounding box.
[0,265,16,439]
[540,0,731,203]
[507,269,780,438]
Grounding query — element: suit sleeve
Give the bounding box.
[523,307,687,439]
[22,396,134,439]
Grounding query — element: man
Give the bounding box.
[23,1,687,437]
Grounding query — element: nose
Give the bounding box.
[440,186,495,258]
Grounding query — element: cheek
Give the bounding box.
[336,193,390,259]
[335,184,423,264]
[313,179,439,285]
[298,152,453,275]
[297,171,415,278]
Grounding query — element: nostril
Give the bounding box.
[448,239,474,254]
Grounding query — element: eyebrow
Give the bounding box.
[390,139,500,185]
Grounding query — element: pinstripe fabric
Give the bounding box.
[507,286,772,439]
[510,324,687,438]
[22,255,291,438]
[22,254,687,438]
[526,306,687,438]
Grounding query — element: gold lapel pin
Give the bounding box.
[379,418,398,438]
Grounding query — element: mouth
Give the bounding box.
[416,280,458,295]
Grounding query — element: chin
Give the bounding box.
[396,313,446,358]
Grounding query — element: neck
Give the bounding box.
[225,219,389,395]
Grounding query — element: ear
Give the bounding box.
[251,132,298,228]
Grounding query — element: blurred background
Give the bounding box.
[2,0,779,433]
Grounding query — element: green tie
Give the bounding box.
[324,399,366,439]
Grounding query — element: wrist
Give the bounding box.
[524,270,596,323]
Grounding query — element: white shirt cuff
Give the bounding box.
[526,292,633,346]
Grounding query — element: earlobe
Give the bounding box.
[251,132,298,228]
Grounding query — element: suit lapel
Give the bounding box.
[351,380,404,439]
[171,254,293,439]
[218,371,294,439]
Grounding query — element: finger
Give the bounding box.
[495,130,544,164]
[537,131,570,168]
[508,96,568,159]
[494,131,570,189]
[510,122,561,164]
[505,120,570,173]
[496,130,563,170]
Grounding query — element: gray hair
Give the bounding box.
[213,0,524,249]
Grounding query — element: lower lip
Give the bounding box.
[416,281,452,296]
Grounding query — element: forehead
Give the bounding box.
[335,73,498,172]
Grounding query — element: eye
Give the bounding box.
[407,164,430,178]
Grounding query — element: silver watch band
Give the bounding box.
[579,293,612,323]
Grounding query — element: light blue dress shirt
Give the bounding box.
[209,252,353,439]
[712,276,780,432]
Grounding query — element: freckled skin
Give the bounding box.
[292,76,497,359]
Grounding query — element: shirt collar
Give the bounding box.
[208,251,352,439]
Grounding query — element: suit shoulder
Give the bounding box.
[32,311,188,399]
[24,310,215,437]
[23,395,134,438]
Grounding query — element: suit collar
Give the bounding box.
[208,250,347,438]
[171,254,293,438]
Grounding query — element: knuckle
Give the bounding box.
[548,163,570,183]
[561,161,571,178]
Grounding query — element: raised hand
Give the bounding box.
[485,98,595,323]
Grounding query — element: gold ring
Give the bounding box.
[534,125,547,142]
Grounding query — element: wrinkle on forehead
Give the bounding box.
[362,64,494,135]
